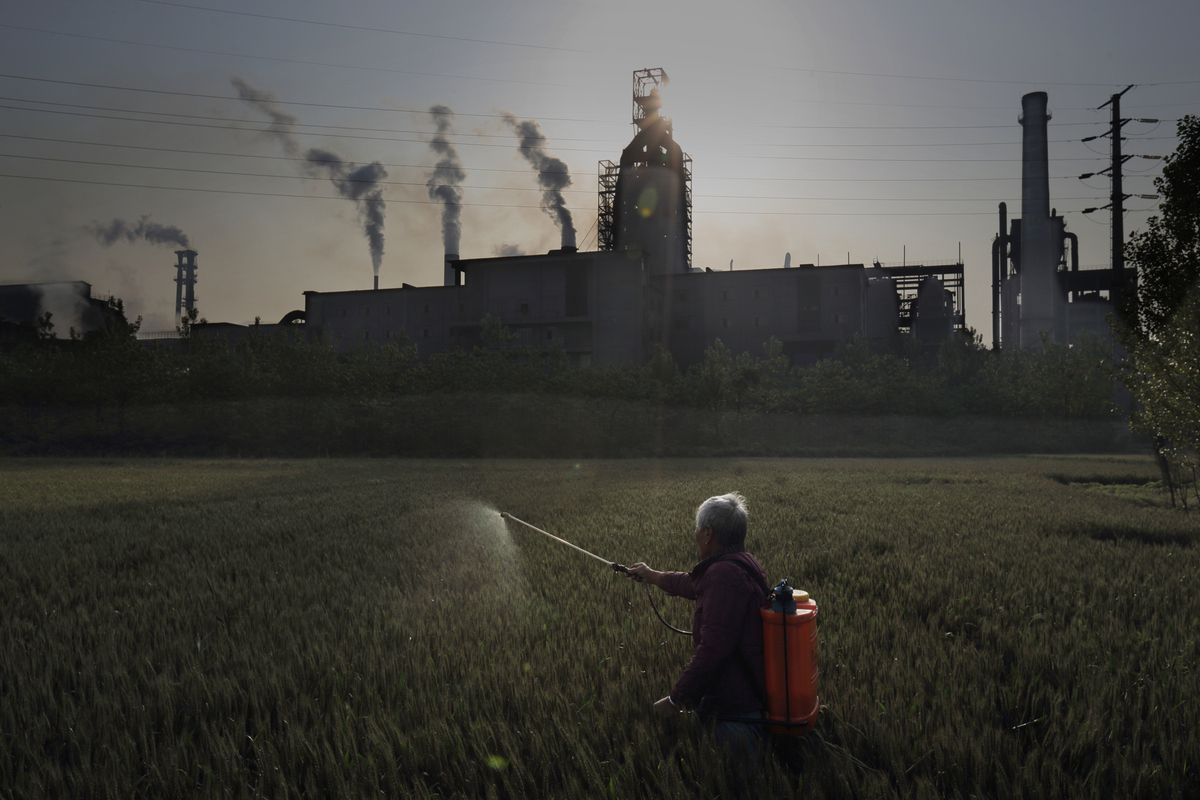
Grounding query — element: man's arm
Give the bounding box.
[625,562,697,600]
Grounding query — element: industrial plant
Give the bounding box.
[991,91,1134,350]
[299,69,966,367]
[2,73,1133,365]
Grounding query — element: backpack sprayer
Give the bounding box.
[500,512,820,735]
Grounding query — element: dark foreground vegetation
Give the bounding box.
[0,305,1128,458]
[2,457,1196,798]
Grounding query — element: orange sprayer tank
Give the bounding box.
[760,582,819,735]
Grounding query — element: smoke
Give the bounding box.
[87,215,190,249]
[426,105,467,255]
[502,115,576,249]
[231,77,301,156]
[32,283,94,336]
[493,243,524,257]
[306,149,387,274]
[233,77,387,275]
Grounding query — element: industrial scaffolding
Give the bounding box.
[597,68,692,268]
[874,260,966,336]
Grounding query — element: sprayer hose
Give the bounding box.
[643,582,692,636]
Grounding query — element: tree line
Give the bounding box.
[1,304,1120,426]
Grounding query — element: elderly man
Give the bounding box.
[626,492,770,750]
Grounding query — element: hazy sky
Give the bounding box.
[2,0,1196,333]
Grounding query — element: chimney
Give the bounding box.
[444,253,459,287]
[173,249,198,321]
[1020,92,1051,223]
[374,275,379,291]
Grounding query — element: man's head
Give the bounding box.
[694,493,749,557]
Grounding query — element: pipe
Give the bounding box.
[994,202,1007,350]
[992,237,1002,351]
[1064,232,1079,272]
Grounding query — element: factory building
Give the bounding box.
[300,68,966,367]
[0,281,110,343]
[992,92,1134,350]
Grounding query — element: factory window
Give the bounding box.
[362,307,369,316]
[342,308,347,317]
[674,316,690,330]
[385,330,392,339]
[519,302,529,314]
[754,317,760,327]
[721,318,730,328]
[754,289,761,300]
[423,304,430,313]
[458,303,464,312]
[386,306,392,316]
[677,291,686,302]
[833,285,841,297]
[546,329,554,340]
[834,313,849,324]
[422,328,430,338]
[720,289,732,301]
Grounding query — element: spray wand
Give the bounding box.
[500,512,628,573]
[500,512,693,635]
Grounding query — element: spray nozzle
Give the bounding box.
[611,563,628,574]
[499,512,510,518]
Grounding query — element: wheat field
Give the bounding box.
[2,456,1196,798]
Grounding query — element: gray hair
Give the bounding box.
[696,492,749,549]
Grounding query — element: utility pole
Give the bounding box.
[1098,85,1134,321]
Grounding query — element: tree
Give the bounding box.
[1123,115,1200,340]
[1116,114,1200,507]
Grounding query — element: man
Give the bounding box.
[625,492,769,750]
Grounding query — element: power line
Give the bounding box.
[2,133,1084,182]
[1,104,1101,162]
[0,171,1031,214]
[0,24,594,93]
[7,27,1178,117]
[134,1,1200,89]
[0,152,595,194]
[4,154,1075,202]
[4,94,1104,149]
[0,71,617,125]
[135,0,597,55]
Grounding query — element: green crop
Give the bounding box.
[1,456,1196,798]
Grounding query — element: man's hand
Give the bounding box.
[625,562,661,586]
[653,696,679,719]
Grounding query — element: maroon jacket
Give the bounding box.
[658,551,769,717]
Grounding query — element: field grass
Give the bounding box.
[1,456,1197,798]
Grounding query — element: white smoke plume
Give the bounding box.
[87,215,190,249]
[426,105,467,255]
[32,283,96,336]
[233,77,387,275]
[502,115,576,249]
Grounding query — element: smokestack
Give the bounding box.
[784,252,791,269]
[174,249,198,321]
[444,253,459,287]
[1020,92,1051,222]
[374,275,379,291]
